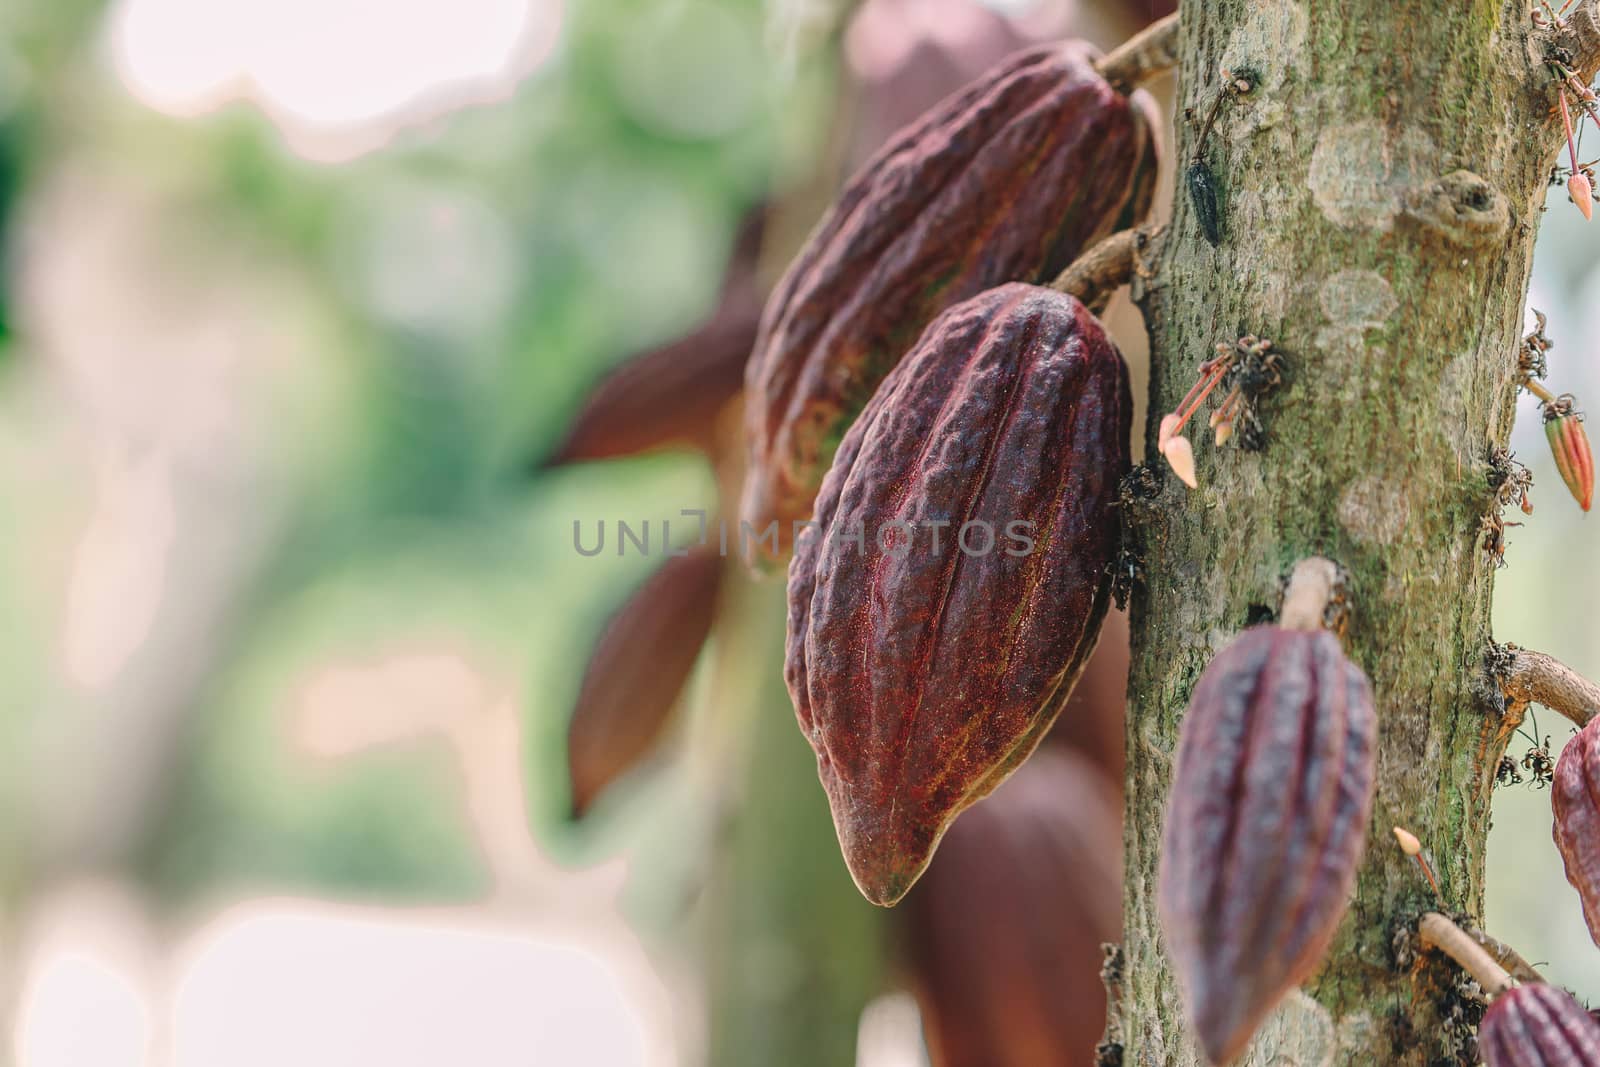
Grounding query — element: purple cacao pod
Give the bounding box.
[786,283,1130,905]
[904,747,1121,1067]
[742,43,1156,561]
[1479,982,1600,1067]
[1552,717,1600,947]
[567,546,722,816]
[1158,626,1377,1065]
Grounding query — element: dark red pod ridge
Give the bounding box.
[1157,626,1377,1064]
[1552,717,1600,947]
[786,283,1130,906]
[1478,983,1600,1067]
[743,43,1155,560]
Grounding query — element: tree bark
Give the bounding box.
[1121,1,1600,1063]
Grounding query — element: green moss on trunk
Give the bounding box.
[1121,0,1600,1062]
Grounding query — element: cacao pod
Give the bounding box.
[742,44,1156,561]
[1543,407,1594,513]
[1047,604,1130,782]
[544,296,759,466]
[567,545,722,816]
[1158,626,1377,1065]
[1551,717,1600,946]
[1478,982,1600,1067]
[545,210,765,467]
[904,747,1121,1067]
[786,283,1130,905]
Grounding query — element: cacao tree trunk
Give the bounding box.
[1121,2,1600,1063]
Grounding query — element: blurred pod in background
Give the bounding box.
[900,746,1122,1067]
[566,542,724,818]
[542,209,766,469]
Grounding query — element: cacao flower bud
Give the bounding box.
[787,283,1130,905]
[1543,407,1593,512]
[1570,172,1594,222]
[1478,982,1600,1067]
[1158,626,1377,1065]
[742,44,1156,562]
[904,748,1121,1067]
[567,546,722,816]
[1552,716,1600,946]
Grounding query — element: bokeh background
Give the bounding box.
[0,0,1593,1064]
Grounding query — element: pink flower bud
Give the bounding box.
[1570,172,1594,220]
[1546,411,1594,512]
[1162,434,1197,488]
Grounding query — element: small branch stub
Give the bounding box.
[1049,226,1161,313]
[1418,912,1516,999]
[1279,557,1342,632]
[1497,645,1600,728]
[1094,13,1179,94]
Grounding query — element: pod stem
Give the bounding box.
[1048,225,1162,313]
[1096,12,1180,94]
[1418,912,1517,998]
[1278,557,1341,632]
[1497,645,1600,728]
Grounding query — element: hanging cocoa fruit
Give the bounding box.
[567,545,722,816]
[786,283,1130,906]
[543,297,759,467]
[903,747,1121,1067]
[1158,621,1377,1065]
[1552,716,1600,947]
[742,43,1157,563]
[544,209,766,467]
[1478,982,1600,1067]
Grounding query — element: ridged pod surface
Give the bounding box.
[904,747,1121,1067]
[786,284,1130,906]
[1478,983,1600,1067]
[1157,626,1377,1065]
[742,44,1156,560]
[1552,717,1600,947]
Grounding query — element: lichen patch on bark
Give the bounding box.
[1307,123,1436,231]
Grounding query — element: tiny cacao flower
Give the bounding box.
[1158,625,1377,1065]
[1570,172,1594,221]
[1552,716,1600,946]
[1478,982,1600,1067]
[742,43,1157,563]
[567,546,722,816]
[787,284,1130,905]
[1543,404,1594,512]
[905,748,1121,1067]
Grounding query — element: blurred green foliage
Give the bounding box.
[1,0,833,909]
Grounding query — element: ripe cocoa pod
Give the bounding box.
[567,545,722,816]
[904,747,1121,1067]
[1551,717,1600,946]
[1158,626,1377,1065]
[786,283,1130,905]
[1478,983,1600,1067]
[743,44,1156,559]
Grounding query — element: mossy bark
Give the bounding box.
[1121,1,1600,1063]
